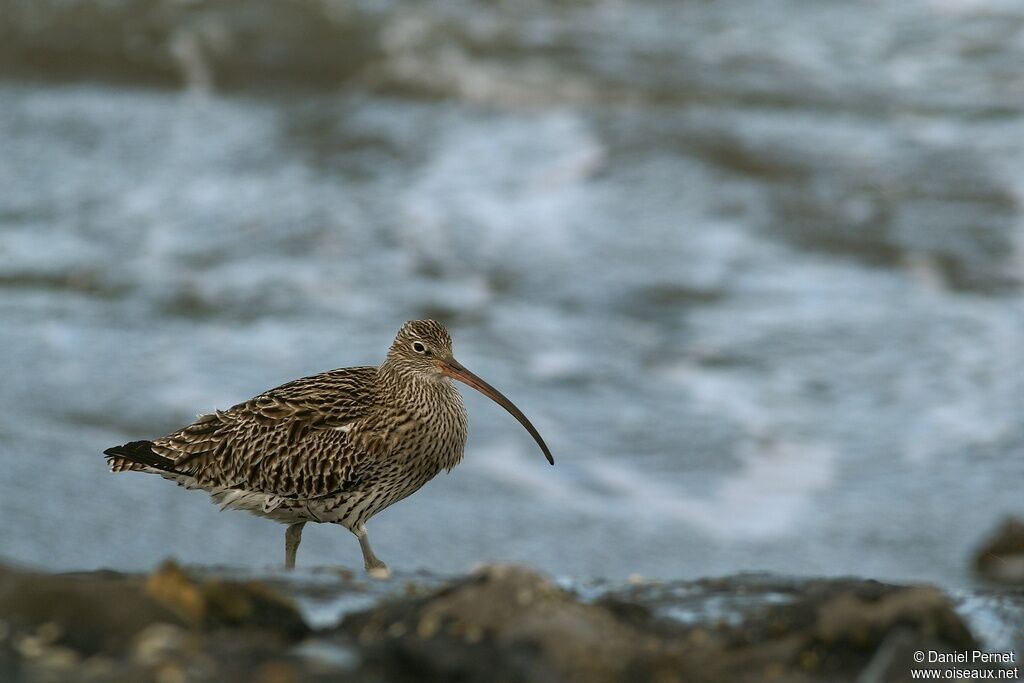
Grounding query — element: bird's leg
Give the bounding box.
[284,522,305,570]
[354,524,391,579]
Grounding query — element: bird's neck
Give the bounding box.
[376,362,459,408]
[375,361,469,468]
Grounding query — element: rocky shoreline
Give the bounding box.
[1,559,1021,683]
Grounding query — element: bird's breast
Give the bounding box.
[374,380,468,474]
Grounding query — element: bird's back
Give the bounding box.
[107,366,381,500]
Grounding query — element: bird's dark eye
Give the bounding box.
[412,342,426,353]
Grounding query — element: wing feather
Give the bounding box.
[149,366,380,499]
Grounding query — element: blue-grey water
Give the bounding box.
[1,0,1022,589]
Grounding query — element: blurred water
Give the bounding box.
[1,0,1022,587]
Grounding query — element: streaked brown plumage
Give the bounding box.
[104,320,553,578]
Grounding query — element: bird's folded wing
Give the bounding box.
[151,366,381,499]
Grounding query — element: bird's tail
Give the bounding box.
[104,440,179,474]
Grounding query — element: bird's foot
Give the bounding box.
[366,560,392,580]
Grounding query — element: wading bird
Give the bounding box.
[104,320,553,578]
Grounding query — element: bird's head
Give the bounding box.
[388,319,456,374]
[386,320,554,465]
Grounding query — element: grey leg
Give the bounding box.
[285,522,305,570]
[354,524,391,579]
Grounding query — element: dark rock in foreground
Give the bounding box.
[0,560,308,682]
[0,560,1020,683]
[975,517,1024,586]
[342,566,984,683]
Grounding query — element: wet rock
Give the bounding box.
[342,564,657,683]
[602,576,982,683]
[974,517,1024,586]
[2,560,1018,682]
[145,560,308,639]
[339,566,984,683]
[0,563,183,657]
[0,560,311,683]
[721,581,976,682]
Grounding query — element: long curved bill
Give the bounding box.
[440,358,554,465]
